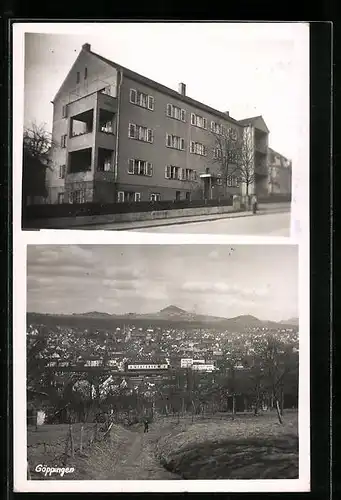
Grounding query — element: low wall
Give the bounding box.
[26,204,239,229]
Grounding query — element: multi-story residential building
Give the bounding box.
[268,147,292,195]
[46,43,290,204]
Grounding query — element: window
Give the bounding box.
[76,72,80,84]
[166,134,185,150]
[57,192,64,204]
[165,166,196,181]
[150,193,161,202]
[227,176,240,188]
[70,190,85,204]
[213,148,223,160]
[84,67,88,80]
[175,191,181,201]
[59,165,66,179]
[128,159,153,177]
[117,191,141,202]
[130,88,154,110]
[229,127,238,140]
[128,123,153,143]
[61,134,67,148]
[190,141,207,156]
[62,105,67,118]
[211,121,226,135]
[166,104,186,122]
[191,113,207,129]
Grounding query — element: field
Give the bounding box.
[27,411,298,480]
[154,411,298,479]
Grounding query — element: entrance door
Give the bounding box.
[203,178,210,200]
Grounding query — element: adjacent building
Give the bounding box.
[268,147,292,195]
[46,43,291,205]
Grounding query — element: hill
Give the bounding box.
[27,306,296,332]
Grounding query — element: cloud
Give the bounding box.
[181,281,270,298]
[105,266,145,281]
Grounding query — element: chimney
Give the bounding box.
[178,82,186,96]
[225,111,230,117]
[82,43,91,51]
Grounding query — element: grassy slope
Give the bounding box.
[27,423,133,480]
[155,411,298,479]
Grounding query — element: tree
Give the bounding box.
[236,126,256,204]
[22,122,53,205]
[210,125,241,198]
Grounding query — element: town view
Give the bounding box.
[26,244,300,481]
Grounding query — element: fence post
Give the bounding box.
[80,425,84,454]
[64,428,70,463]
[69,423,74,457]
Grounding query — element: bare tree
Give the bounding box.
[22,122,54,205]
[236,126,256,208]
[209,125,241,198]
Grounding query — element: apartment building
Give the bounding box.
[268,147,292,195]
[47,43,289,204]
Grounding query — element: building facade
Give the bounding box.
[268,148,292,195]
[46,43,291,204]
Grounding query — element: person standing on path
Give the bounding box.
[143,419,149,433]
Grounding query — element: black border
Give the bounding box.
[2,19,333,500]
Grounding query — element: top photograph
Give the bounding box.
[19,23,309,235]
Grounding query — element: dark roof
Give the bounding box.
[89,49,242,126]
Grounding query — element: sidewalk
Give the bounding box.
[77,203,290,231]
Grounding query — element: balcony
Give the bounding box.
[66,148,93,181]
[254,141,268,154]
[68,109,94,151]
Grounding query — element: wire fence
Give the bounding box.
[27,420,114,480]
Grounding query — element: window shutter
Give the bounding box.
[166,134,172,147]
[128,159,135,174]
[134,192,141,202]
[180,138,185,150]
[191,113,196,125]
[62,105,67,118]
[128,123,136,138]
[147,129,153,143]
[181,109,186,121]
[203,118,207,129]
[193,170,197,181]
[167,104,172,116]
[130,89,137,103]
[148,96,154,110]
[203,145,207,156]
[165,166,170,179]
[190,141,195,153]
[118,191,125,202]
[147,162,153,176]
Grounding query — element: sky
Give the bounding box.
[22,22,309,162]
[27,244,298,321]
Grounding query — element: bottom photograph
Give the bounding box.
[26,244,299,482]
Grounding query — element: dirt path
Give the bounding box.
[107,428,180,480]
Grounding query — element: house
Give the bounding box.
[268,147,292,196]
[46,43,290,205]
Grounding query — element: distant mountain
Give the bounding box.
[280,317,299,326]
[159,305,187,316]
[27,308,297,332]
[74,311,113,318]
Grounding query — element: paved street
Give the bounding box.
[134,212,290,235]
